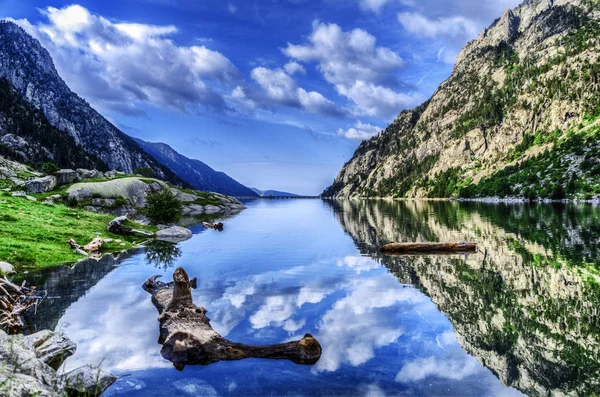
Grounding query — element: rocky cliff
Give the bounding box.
[0,21,183,184]
[325,0,600,199]
[134,138,257,197]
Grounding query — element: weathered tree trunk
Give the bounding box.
[0,277,38,334]
[68,237,103,256]
[381,241,477,254]
[143,268,321,370]
[107,215,154,236]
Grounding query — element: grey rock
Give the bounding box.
[25,195,36,201]
[104,170,117,179]
[11,190,25,197]
[24,175,56,194]
[64,364,117,397]
[156,226,193,242]
[182,203,205,216]
[67,177,166,207]
[170,188,198,202]
[54,169,78,185]
[27,330,77,370]
[203,205,222,214]
[77,168,104,180]
[0,261,14,275]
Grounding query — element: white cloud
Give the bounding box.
[283,61,306,75]
[228,2,238,14]
[359,0,390,13]
[13,4,240,114]
[397,12,478,39]
[284,22,421,119]
[337,121,382,141]
[251,66,343,116]
[395,356,482,382]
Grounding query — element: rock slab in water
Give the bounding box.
[155,226,193,242]
[64,364,118,396]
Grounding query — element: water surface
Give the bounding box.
[22,200,600,396]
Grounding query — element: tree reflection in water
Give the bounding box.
[144,240,181,269]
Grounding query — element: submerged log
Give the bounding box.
[381,241,477,254]
[202,222,224,231]
[143,267,322,370]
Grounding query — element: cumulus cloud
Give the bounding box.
[284,22,423,119]
[284,61,306,75]
[337,121,382,141]
[395,356,482,382]
[359,0,391,13]
[250,65,343,116]
[12,4,240,115]
[397,12,478,39]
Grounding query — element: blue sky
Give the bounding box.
[2,0,521,194]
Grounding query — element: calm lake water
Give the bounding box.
[20,200,600,396]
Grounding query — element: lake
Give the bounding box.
[20,199,600,396]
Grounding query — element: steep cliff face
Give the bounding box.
[134,138,258,197]
[0,21,183,184]
[328,200,600,396]
[325,0,600,198]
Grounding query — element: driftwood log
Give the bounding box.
[68,237,103,256]
[381,241,477,254]
[143,267,322,370]
[0,277,39,334]
[107,216,154,236]
[202,222,224,231]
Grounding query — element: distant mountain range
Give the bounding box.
[250,188,299,197]
[134,139,257,197]
[0,20,254,196]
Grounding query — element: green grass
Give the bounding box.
[0,191,156,270]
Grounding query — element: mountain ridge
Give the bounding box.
[325,0,600,200]
[133,138,258,197]
[0,20,184,185]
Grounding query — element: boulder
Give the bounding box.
[67,177,167,207]
[203,205,222,214]
[156,226,193,242]
[54,169,79,185]
[77,169,104,179]
[104,170,117,179]
[0,330,116,397]
[23,175,57,194]
[64,364,117,396]
[182,204,205,216]
[170,188,198,202]
[0,261,14,275]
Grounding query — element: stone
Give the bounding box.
[64,364,117,396]
[67,177,167,207]
[25,195,36,201]
[0,261,14,275]
[26,330,77,370]
[23,175,56,194]
[182,203,205,216]
[77,168,103,179]
[54,169,79,185]
[170,188,198,202]
[155,226,193,242]
[203,205,222,214]
[104,170,117,179]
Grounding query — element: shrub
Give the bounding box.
[144,189,182,225]
[134,167,154,177]
[41,162,59,175]
[550,184,566,200]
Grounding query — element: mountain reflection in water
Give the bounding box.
[20,200,599,396]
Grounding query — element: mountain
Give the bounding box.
[325,0,600,199]
[250,188,299,197]
[0,77,106,170]
[0,21,184,185]
[134,138,257,197]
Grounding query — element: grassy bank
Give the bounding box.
[0,191,156,270]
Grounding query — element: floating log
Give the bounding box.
[202,222,223,231]
[0,277,39,334]
[107,215,154,236]
[142,267,322,370]
[380,241,477,254]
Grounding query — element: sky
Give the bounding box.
[1,0,522,195]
